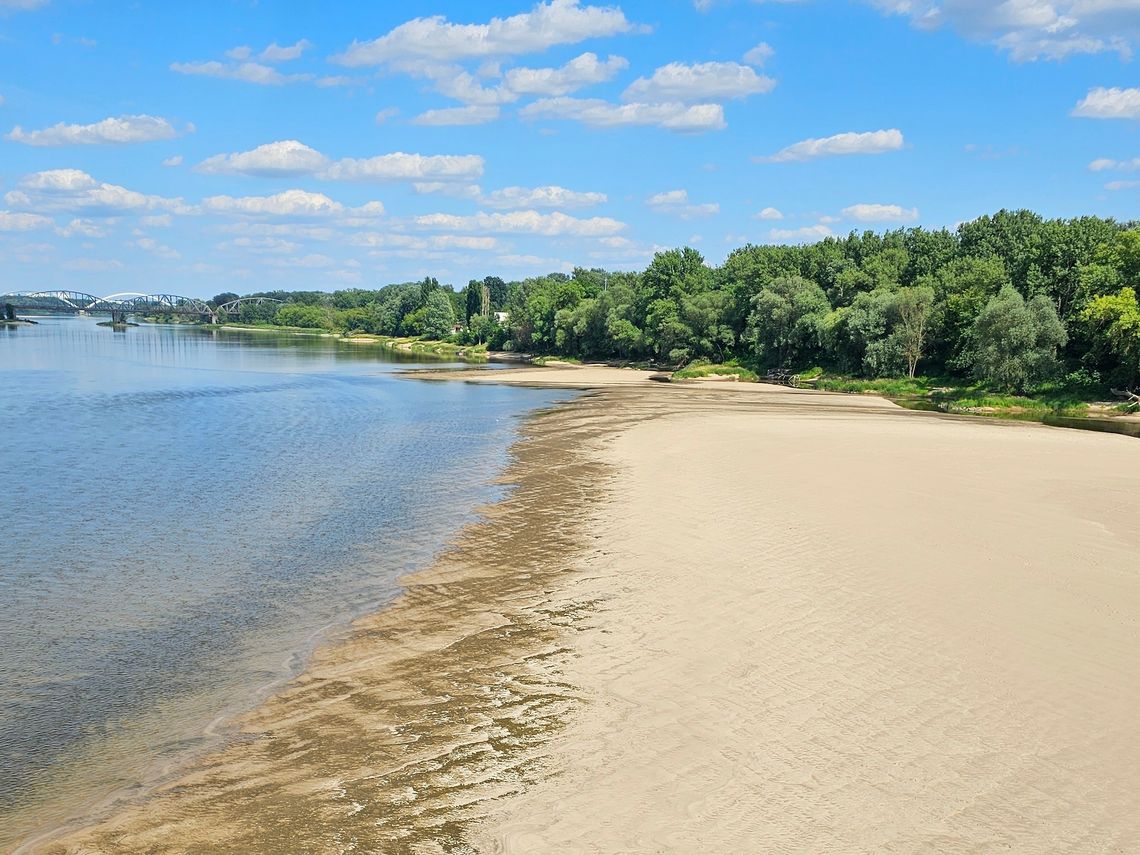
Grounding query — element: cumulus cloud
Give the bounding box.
[170,60,312,85]
[867,0,1138,61]
[755,128,905,162]
[197,140,329,176]
[841,202,919,222]
[1089,156,1140,171]
[743,42,774,66]
[414,209,625,236]
[320,151,485,181]
[411,105,501,125]
[0,210,53,230]
[412,182,485,199]
[191,142,485,182]
[768,224,833,242]
[134,236,180,260]
[4,169,186,215]
[520,97,726,132]
[6,114,185,146]
[646,189,719,218]
[1072,87,1140,119]
[481,185,607,209]
[505,52,628,96]
[757,206,784,220]
[623,61,775,102]
[55,217,106,237]
[332,0,635,65]
[202,189,345,217]
[162,155,183,167]
[258,39,312,62]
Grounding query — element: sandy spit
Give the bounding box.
[30,370,1140,854]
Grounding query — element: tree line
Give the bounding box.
[211,209,1140,393]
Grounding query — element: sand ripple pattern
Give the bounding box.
[35,384,1140,854]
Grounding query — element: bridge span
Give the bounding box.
[1,291,283,325]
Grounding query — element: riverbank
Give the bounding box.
[30,373,1140,853]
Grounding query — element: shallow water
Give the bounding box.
[0,316,570,848]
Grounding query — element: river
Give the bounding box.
[0,316,571,850]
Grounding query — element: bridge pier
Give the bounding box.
[110,309,129,325]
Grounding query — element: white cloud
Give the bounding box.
[320,151,485,181]
[196,140,329,176]
[0,0,49,10]
[134,236,180,259]
[768,224,833,242]
[757,206,784,220]
[411,105,501,125]
[412,182,484,199]
[743,42,774,66]
[202,189,344,217]
[332,0,635,65]
[201,191,386,223]
[375,107,399,123]
[505,52,628,96]
[646,188,719,218]
[623,61,775,102]
[259,39,312,62]
[1090,156,1140,171]
[55,217,105,237]
[191,142,485,182]
[1072,87,1140,119]
[868,0,1138,61]
[347,232,498,251]
[0,210,53,230]
[141,214,172,227]
[481,185,607,209]
[162,155,183,167]
[0,94,5,107]
[414,209,625,236]
[756,128,905,162]
[520,97,726,132]
[5,169,185,215]
[170,60,311,85]
[1105,179,1140,191]
[841,202,919,222]
[6,114,184,146]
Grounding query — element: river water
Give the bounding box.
[0,316,571,849]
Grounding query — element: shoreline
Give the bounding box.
[24,387,610,853]
[24,370,1140,852]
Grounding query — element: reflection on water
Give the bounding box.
[0,316,570,848]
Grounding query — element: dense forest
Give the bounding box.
[213,210,1140,394]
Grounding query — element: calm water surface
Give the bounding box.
[0,316,571,848]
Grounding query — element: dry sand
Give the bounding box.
[29,373,1140,854]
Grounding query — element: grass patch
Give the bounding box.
[672,362,759,382]
[812,375,930,397]
[532,355,582,366]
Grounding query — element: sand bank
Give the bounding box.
[32,378,1140,853]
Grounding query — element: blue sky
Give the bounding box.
[0,0,1138,299]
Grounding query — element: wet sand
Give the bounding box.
[30,371,1140,853]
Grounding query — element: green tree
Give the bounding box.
[894,285,936,377]
[966,286,1067,391]
[744,276,830,367]
[405,289,456,339]
[1082,287,1140,386]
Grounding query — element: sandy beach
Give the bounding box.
[29,370,1140,854]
